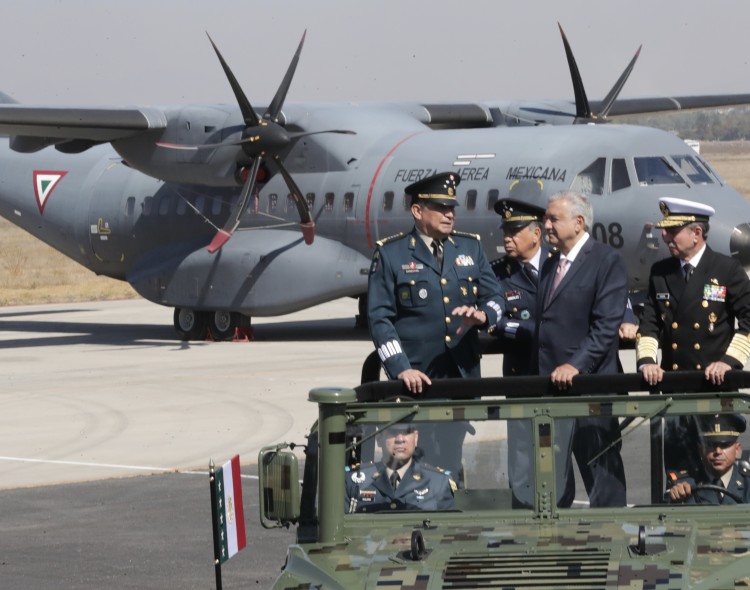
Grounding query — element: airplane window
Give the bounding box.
[158,195,171,216]
[176,197,186,216]
[142,196,153,216]
[195,196,206,215]
[306,193,315,210]
[611,159,631,192]
[466,189,477,211]
[634,157,684,186]
[324,193,335,212]
[344,192,354,213]
[383,191,394,212]
[125,196,135,217]
[571,157,605,195]
[211,197,223,216]
[696,155,725,184]
[268,193,278,212]
[671,155,713,185]
[403,194,411,211]
[486,189,499,211]
[286,194,295,213]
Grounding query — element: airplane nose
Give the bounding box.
[730,223,750,271]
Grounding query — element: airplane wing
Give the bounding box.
[0,105,167,150]
[600,94,750,116]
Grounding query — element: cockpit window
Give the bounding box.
[611,158,631,192]
[571,158,605,195]
[671,155,713,185]
[634,157,685,186]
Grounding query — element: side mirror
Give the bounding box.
[258,446,301,529]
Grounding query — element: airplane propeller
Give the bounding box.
[558,23,642,122]
[157,31,355,252]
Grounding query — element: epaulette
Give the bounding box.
[376,232,406,247]
[450,230,480,240]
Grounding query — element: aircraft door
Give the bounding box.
[86,160,135,265]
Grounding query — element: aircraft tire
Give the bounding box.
[208,311,239,341]
[173,308,208,341]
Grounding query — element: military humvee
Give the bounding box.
[258,372,750,589]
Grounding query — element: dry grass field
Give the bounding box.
[0,141,748,306]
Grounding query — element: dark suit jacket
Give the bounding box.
[637,246,750,370]
[533,236,628,375]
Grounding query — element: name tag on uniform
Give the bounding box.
[656,293,670,301]
[703,284,727,302]
[358,490,376,502]
[455,255,475,267]
[401,262,424,273]
[504,290,521,302]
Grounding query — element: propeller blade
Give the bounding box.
[272,155,315,245]
[558,23,592,120]
[207,158,261,253]
[288,129,357,140]
[598,45,642,118]
[207,33,260,127]
[265,31,307,122]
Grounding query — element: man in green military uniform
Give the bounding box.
[367,171,503,392]
[637,197,750,478]
[367,171,503,479]
[345,424,456,513]
[668,413,750,504]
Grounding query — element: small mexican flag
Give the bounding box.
[212,455,247,563]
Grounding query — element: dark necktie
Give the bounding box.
[523,263,538,286]
[683,263,693,283]
[431,240,443,270]
[389,471,400,490]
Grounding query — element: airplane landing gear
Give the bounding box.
[173,308,254,341]
[174,308,209,341]
[208,310,240,341]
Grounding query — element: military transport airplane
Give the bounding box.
[1,26,750,340]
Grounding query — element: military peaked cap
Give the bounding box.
[700,413,746,444]
[405,172,461,207]
[656,197,715,228]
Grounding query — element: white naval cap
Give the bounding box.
[655,197,715,228]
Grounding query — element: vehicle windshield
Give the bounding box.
[344,397,750,513]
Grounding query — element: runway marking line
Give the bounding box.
[0,456,259,480]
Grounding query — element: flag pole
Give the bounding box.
[209,459,223,590]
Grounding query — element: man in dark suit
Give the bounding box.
[668,414,750,504]
[534,191,629,507]
[637,197,750,479]
[345,423,456,512]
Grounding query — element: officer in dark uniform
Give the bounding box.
[345,424,456,512]
[367,171,503,387]
[637,197,750,478]
[367,171,503,479]
[668,413,750,504]
[491,185,552,376]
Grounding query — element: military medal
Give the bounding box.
[351,471,365,484]
[708,311,717,333]
[418,288,428,300]
[521,310,531,320]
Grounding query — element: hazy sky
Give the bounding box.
[5,1,750,107]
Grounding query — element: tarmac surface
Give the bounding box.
[0,298,638,589]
